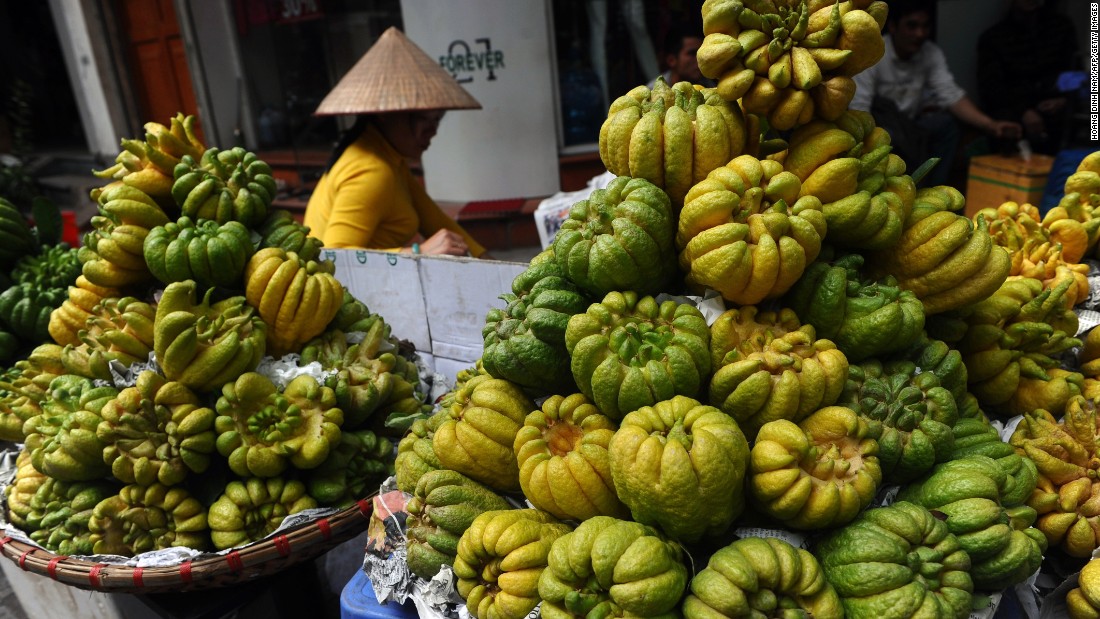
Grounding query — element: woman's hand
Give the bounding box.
[420,229,469,256]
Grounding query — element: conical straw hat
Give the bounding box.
[315,26,481,115]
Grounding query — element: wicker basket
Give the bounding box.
[0,498,374,593]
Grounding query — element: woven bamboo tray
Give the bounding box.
[0,498,374,594]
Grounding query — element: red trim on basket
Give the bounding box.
[226,551,243,572]
[180,560,193,583]
[47,556,67,579]
[17,550,30,570]
[89,564,106,588]
[133,567,144,588]
[273,535,290,556]
[356,499,371,516]
[316,518,332,539]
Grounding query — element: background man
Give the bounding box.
[649,22,715,88]
[850,0,1021,186]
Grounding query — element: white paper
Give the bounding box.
[1039,573,1078,619]
[969,591,1003,619]
[733,527,809,550]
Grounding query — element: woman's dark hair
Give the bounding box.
[886,0,936,25]
[323,114,371,173]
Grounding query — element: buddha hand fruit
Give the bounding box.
[94,113,205,209]
[514,393,628,521]
[0,350,65,441]
[871,212,1010,315]
[258,209,323,261]
[97,370,216,486]
[897,455,1045,590]
[394,410,447,493]
[838,359,957,483]
[143,216,254,289]
[60,295,156,381]
[12,243,81,290]
[154,280,267,393]
[784,252,925,362]
[482,250,589,395]
[5,449,46,530]
[214,372,343,478]
[598,80,746,205]
[678,155,826,305]
[609,395,749,542]
[404,469,510,580]
[89,483,209,555]
[552,176,677,297]
[1010,398,1100,558]
[172,146,276,227]
[325,322,423,429]
[750,406,881,530]
[708,306,849,438]
[453,509,571,619]
[431,374,534,493]
[539,516,688,619]
[565,291,710,420]
[0,198,38,268]
[816,501,974,619]
[207,477,317,550]
[683,536,843,619]
[1068,557,1100,619]
[48,275,120,347]
[23,375,118,481]
[244,247,343,356]
[306,429,394,507]
[25,477,118,556]
[0,284,66,345]
[698,0,886,129]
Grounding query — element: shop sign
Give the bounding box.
[238,0,323,29]
[439,38,504,83]
[276,0,323,23]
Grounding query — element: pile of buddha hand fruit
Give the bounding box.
[391,1,1100,619]
[2,112,433,557]
[0,197,82,364]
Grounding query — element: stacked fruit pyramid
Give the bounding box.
[1,113,431,557]
[392,2,1100,618]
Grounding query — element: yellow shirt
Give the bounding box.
[303,125,486,256]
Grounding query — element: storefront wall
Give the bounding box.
[54,0,694,193]
[401,0,561,201]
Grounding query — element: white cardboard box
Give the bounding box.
[329,250,526,374]
[323,249,432,353]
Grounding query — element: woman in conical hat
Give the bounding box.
[305,27,488,257]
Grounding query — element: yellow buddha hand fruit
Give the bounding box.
[708,306,803,371]
[609,395,749,543]
[678,155,826,305]
[749,405,881,530]
[1010,398,1100,558]
[539,516,688,619]
[1081,327,1100,378]
[453,509,572,619]
[513,393,628,521]
[244,247,343,356]
[785,111,916,250]
[709,319,849,439]
[432,374,535,493]
[699,0,885,129]
[872,212,1011,315]
[1068,558,1100,619]
[683,536,843,619]
[599,80,746,206]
